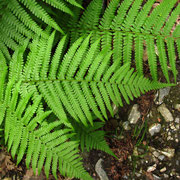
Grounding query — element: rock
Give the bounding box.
[135,173,141,177]
[95,159,109,180]
[122,121,131,130]
[174,104,180,112]
[175,117,180,123]
[153,151,160,157]
[147,164,157,172]
[158,87,171,104]
[176,160,179,166]
[128,104,141,124]
[153,174,161,180]
[117,135,124,140]
[158,155,165,161]
[157,104,173,122]
[122,175,128,179]
[170,123,176,130]
[160,167,166,173]
[167,136,171,141]
[164,174,169,178]
[160,148,175,158]
[149,123,161,136]
[112,103,119,115]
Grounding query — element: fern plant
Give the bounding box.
[0,0,179,179]
[0,29,175,179]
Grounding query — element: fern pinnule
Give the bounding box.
[157,37,170,83]
[166,37,177,83]
[0,51,7,103]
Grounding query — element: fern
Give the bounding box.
[72,121,115,157]
[3,81,91,179]
[0,29,175,179]
[68,0,180,82]
[0,0,179,179]
[0,0,82,50]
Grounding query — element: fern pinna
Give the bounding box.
[0,0,179,179]
[0,29,175,179]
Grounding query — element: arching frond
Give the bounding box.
[0,0,82,49]
[69,0,179,83]
[8,32,174,128]
[2,80,92,180]
[72,121,115,157]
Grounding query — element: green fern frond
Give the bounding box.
[8,32,175,129]
[72,121,115,157]
[3,80,92,180]
[0,0,83,49]
[69,0,179,82]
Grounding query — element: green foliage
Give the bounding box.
[68,0,180,82]
[0,0,179,179]
[0,0,82,50]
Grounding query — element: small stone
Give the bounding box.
[147,164,157,172]
[112,103,119,115]
[128,104,141,124]
[170,124,176,130]
[167,136,171,141]
[122,121,131,130]
[122,175,128,179]
[158,155,165,161]
[164,174,169,178]
[149,123,161,136]
[153,174,161,180]
[117,135,124,140]
[160,148,175,158]
[154,92,159,102]
[158,104,173,122]
[153,151,160,157]
[95,159,109,180]
[160,167,166,172]
[176,160,179,166]
[158,87,171,104]
[176,124,179,129]
[174,104,180,112]
[175,117,180,124]
[135,173,141,177]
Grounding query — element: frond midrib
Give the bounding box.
[21,77,143,86]
[68,27,180,40]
